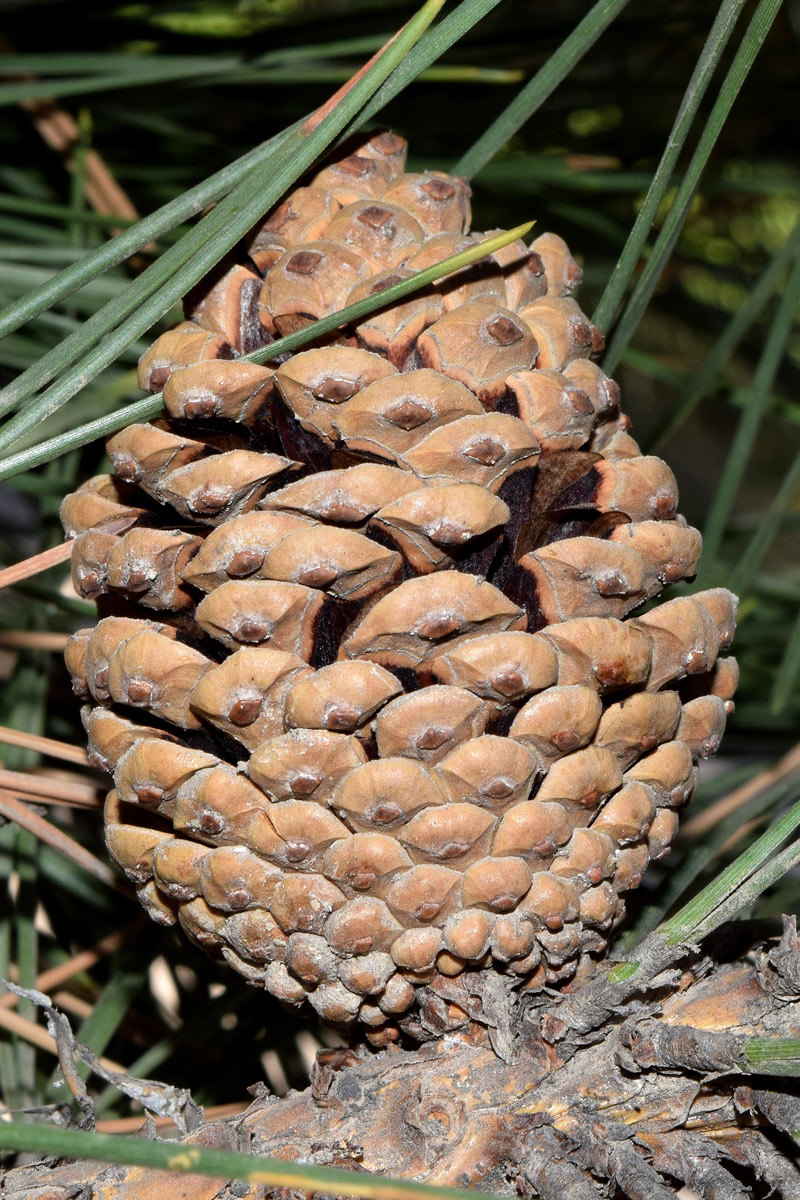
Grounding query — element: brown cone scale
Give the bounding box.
[62,133,737,1042]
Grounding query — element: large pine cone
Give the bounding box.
[62,133,737,1042]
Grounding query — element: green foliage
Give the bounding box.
[0,222,533,475]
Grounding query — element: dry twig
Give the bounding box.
[0,788,124,889]
[0,723,89,766]
[0,541,73,590]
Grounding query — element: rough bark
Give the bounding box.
[6,920,800,1199]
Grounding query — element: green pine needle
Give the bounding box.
[593,0,749,332]
[0,1124,508,1200]
[600,0,784,373]
[743,1037,800,1076]
[645,216,800,452]
[701,248,800,570]
[0,0,447,452]
[0,223,533,481]
[659,795,800,947]
[453,0,633,179]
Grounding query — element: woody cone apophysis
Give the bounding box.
[60,132,737,1044]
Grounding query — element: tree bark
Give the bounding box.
[6,921,800,1199]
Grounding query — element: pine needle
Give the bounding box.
[701,248,800,569]
[0,920,146,1012]
[0,768,100,807]
[0,1005,126,1073]
[0,541,72,589]
[0,725,88,766]
[0,632,70,651]
[0,791,122,889]
[593,0,749,332]
[680,743,800,841]
[0,222,533,479]
[0,1124,510,1200]
[453,0,633,178]
[601,0,784,372]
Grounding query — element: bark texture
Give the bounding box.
[6,920,800,1199]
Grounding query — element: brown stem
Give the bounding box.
[0,919,145,1011]
[0,767,100,807]
[0,540,73,590]
[5,922,800,1198]
[0,788,125,890]
[0,723,89,766]
[0,33,140,226]
[23,99,140,223]
[0,631,71,652]
[680,740,800,840]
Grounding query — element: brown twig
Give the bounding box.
[0,919,146,1012]
[0,1004,126,1073]
[5,980,201,1130]
[0,32,140,226]
[0,1003,68,1056]
[96,1102,249,1135]
[0,723,89,766]
[0,541,73,590]
[0,788,126,891]
[680,742,800,840]
[302,12,413,135]
[0,631,71,652]
[24,100,140,223]
[0,767,100,807]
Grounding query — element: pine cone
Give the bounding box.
[62,132,737,1043]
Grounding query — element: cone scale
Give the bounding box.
[62,133,737,1043]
